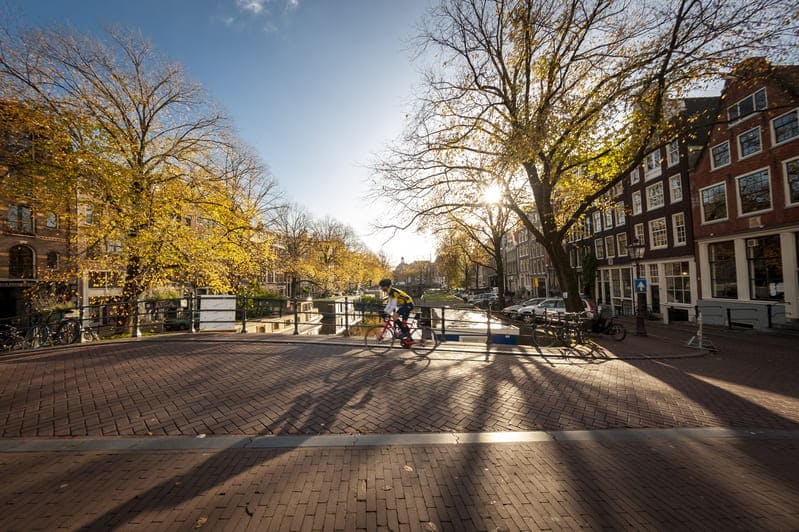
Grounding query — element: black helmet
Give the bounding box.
[378,278,392,288]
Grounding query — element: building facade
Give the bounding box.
[691,59,799,328]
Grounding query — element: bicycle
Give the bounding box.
[54,316,102,344]
[0,323,25,352]
[532,311,590,347]
[364,313,440,356]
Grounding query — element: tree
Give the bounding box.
[374,0,797,312]
[0,25,279,316]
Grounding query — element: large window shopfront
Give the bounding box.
[596,260,695,321]
[697,229,798,327]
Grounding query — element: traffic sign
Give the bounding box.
[635,278,647,294]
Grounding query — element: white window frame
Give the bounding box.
[605,235,615,258]
[615,202,626,226]
[667,140,679,167]
[630,168,640,185]
[594,238,605,259]
[593,211,602,233]
[616,233,628,257]
[727,87,767,126]
[771,108,799,147]
[735,166,772,217]
[710,141,731,170]
[604,209,614,229]
[672,212,687,247]
[783,156,799,207]
[645,150,662,180]
[737,126,762,160]
[646,181,665,211]
[699,182,729,224]
[632,191,642,215]
[634,223,645,247]
[669,174,683,203]
[648,218,668,250]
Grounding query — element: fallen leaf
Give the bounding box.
[196,433,206,439]
[382,485,392,491]
[194,516,207,529]
[402,465,414,472]
[147,432,153,436]
[425,523,437,531]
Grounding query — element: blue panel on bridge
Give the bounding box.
[490,334,518,345]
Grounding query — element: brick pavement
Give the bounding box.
[0,331,798,530]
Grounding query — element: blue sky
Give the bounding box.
[8,0,436,265]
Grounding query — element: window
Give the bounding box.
[616,233,628,257]
[44,212,58,229]
[632,191,642,215]
[785,158,799,206]
[593,211,602,233]
[604,209,613,229]
[84,204,95,225]
[634,223,645,247]
[7,205,33,233]
[630,168,640,184]
[594,238,605,259]
[605,235,616,258]
[672,212,687,246]
[667,140,680,167]
[737,168,771,215]
[645,150,662,179]
[709,241,737,298]
[613,182,623,197]
[46,251,59,269]
[646,181,664,211]
[649,218,668,249]
[107,240,123,253]
[88,271,120,289]
[8,245,34,278]
[738,127,762,158]
[773,109,799,145]
[711,142,730,169]
[700,182,728,223]
[665,261,691,304]
[615,202,626,226]
[746,235,783,300]
[669,175,683,203]
[727,88,767,123]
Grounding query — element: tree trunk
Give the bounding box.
[547,243,582,312]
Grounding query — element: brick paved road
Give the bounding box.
[1,334,797,438]
[1,332,798,531]
[2,439,798,530]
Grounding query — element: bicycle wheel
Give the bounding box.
[533,326,556,348]
[407,326,439,356]
[609,323,626,341]
[364,325,394,354]
[55,320,79,345]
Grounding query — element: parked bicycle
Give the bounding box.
[364,313,440,356]
[532,311,591,348]
[51,315,100,344]
[588,306,627,341]
[0,323,25,352]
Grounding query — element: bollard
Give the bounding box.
[189,292,196,333]
[486,304,492,346]
[767,304,772,329]
[344,297,350,337]
[293,298,299,335]
[240,295,248,334]
[440,307,446,338]
[132,300,141,338]
[78,304,85,344]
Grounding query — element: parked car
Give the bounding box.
[518,296,597,322]
[502,298,546,318]
[471,293,499,308]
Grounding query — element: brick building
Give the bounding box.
[692,58,799,328]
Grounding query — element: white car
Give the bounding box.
[518,297,597,322]
[502,298,546,318]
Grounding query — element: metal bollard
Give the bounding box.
[293,298,299,335]
[486,304,492,346]
[240,295,248,333]
[344,297,350,337]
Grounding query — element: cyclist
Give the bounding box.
[378,278,414,341]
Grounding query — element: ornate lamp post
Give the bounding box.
[628,238,647,336]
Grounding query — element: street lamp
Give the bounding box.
[628,238,647,337]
